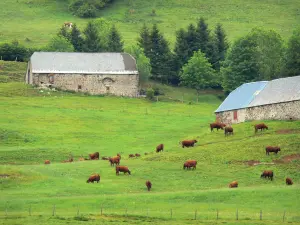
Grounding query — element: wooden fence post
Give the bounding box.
[236,209,238,220]
[194,209,197,220]
[52,204,56,216]
[260,210,262,220]
[156,96,158,102]
[217,209,219,220]
[283,210,286,222]
[77,206,79,216]
[182,95,184,103]
[170,209,172,219]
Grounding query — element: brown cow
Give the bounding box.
[109,156,120,166]
[156,144,164,153]
[229,181,238,188]
[87,174,100,183]
[224,127,234,136]
[210,122,226,132]
[44,160,50,164]
[102,157,109,160]
[181,140,197,148]
[183,160,197,170]
[135,153,141,157]
[129,154,135,158]
[116,166,131,175]
[255,123,268,133]
[146,180,152,191]
[265,146,281,155]
[286,177,293,185]
[261,170,273,181]
[89,152,99,160]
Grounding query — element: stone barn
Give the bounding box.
[25,52,139,97]
[215,76,300,124]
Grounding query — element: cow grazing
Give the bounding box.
[183,160,197,170]
[102,157,109,160]
[210,122,226,132]
[224,127,234,136]
[109,156,120,166]
[229,181,238,188]
[129,154,135,158]
[181,140,197,148]
[87,174,100,183]
[156,144,164,153]
[44,160,50,164]
[265,146,281,155]
[146,180,152,191]
[255,123,268,133]
[116,166,131,175]
[64,22,73,28]
[261,170,274,181]
[286,177,293,185]
[89,152,99,160]
[135,153,141,157]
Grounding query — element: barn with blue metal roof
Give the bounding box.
[215,76,300,124]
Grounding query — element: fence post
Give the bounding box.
[170,208,172,219]
[52,204,56,216]
[5,205,7,217]
[260,209,262,220]
[283,210,286,222]
[194,209,197,220]
[125,208,127,217]
[156,96,158,102]
[77,206,79,216]
[29,204,31,216]
[217,209,219,220]
[182,95,184,103]
[236,209,238,220]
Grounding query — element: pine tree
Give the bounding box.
[107,25,124,52]
[82,21,102,52]
[57,25,71,41]
[214,23,229,71]
[186,23,198,59]
[70,24,84,52]
[196,18,210,55]
[137,24,151,58]
[285,27,300,77]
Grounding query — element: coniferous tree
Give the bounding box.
[214,23,229,71]
[107,25,124,52]
[82,21,102,52]
[57,25,71,41]
[138,24,152,58]
[196,18,210,56]
[186,23,198,59]
[70,23,84,52]
[285,27,300,77]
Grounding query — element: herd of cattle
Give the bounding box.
[44,122,294,191]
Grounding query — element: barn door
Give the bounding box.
[233,110,238,120]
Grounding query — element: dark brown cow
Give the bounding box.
[265,146,281,155]
[129,154,135,158]
[229,181,238,188]
[254,123,268,133]
[286,177,293,185]
[109,156,120,166]
[146,180,152,191]
[183,160,197,170]
[224,127,234,136]
[261,170,273,181]
[156,144,164,153]
[181,140,197,148]
[87,174,100,183]
[44,160,50,164]
[210,122,226,132]
[116,166,131,175]
[89,152,99,160]
[135,153,141,157]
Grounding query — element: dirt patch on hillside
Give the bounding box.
[276,129,300,134]
[273,154,300,164]
[245,160,260,166]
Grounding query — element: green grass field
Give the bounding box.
[0,0,299,48]
[1,80,300,225]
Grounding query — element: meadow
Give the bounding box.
[1,79,300,224]
[1,0,300,48]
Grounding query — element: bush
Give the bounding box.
[146,88,154,100]
[0,40,31,62]
[153,87,164,96]
[69,0,113,18]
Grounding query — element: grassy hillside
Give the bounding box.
[0,60,27,83]
[1,82,300,225]
[0,0,299,48]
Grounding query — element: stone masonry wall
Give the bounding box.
[216,108,247,125]
[32,73,139,97]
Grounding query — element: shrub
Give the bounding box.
[69,0,113,18]
[146,88,154,100]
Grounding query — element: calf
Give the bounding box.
[145,180,152,191]
[286,177,293,185]
[224,127,234,136]
[181,140,197,148]
[87,174,100,183]
[229,181,238,188]
[261,170,273,181]
[210,122,226,132]
[265,146,280,155]
[89,152,99,160]
[156,144,164,153]
[109,156,120,166]
[116,166,131,175]
[183,160,197,170]
[135,153,141,157]
[44,160,50,164]
[255,123,268,133]
[129,154,135,158]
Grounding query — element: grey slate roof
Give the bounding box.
[248,76,300,107]
[30,52,138,74]
[215,81,268,112]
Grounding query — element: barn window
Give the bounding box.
[78,85,82,90]
[49,75,54,84]
[233,110,238,120]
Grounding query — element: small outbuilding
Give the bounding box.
[25,52,139,97]
[215,76,300,124]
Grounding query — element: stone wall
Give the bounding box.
[32,73,139,97]
[216,100,300,124]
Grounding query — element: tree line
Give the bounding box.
[0,17,299,94]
